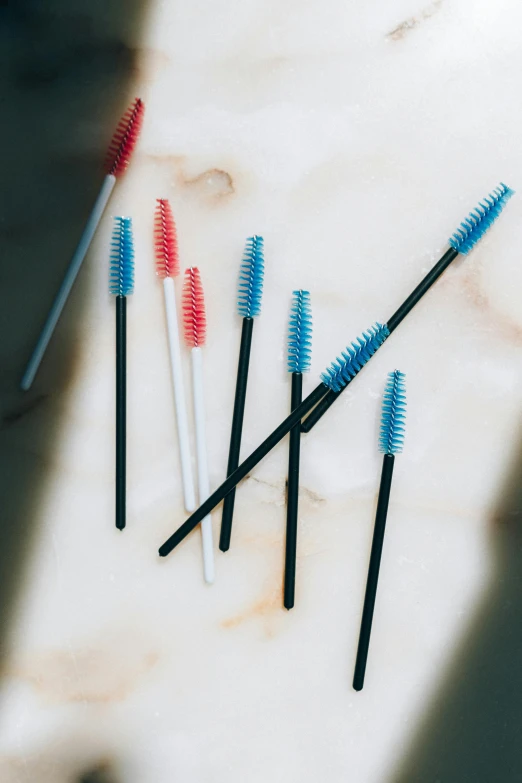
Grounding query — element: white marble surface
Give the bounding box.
[2,1,522,781]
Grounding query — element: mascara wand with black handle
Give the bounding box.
[353,370,406,691]
[219,236,265,552]
[159,183,513,558]
[301,184,514,433]
[284,290,312,610]
[161,324,387,555]
[109,217,135,530]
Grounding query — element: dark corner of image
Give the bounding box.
[392,431,522,782]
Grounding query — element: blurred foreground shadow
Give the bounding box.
[393,433,522,782]
[79,761,120,783]
[0,1,149,670]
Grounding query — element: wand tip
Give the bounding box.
[288,290,312,374]
[321,323,390,392]
[182,267,207,347]
[105,98,145,177]
[154,198,180,278]
[379,370,406,455]
[237,235,264,318]
[448,182,514,255]
[109,217,135,297]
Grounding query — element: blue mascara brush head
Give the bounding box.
[288,290,312,374]
[449,183,514,255]
[321,323,390,393]
[237,235,264,318]
[109,216,135,297]
[379,370,406,455]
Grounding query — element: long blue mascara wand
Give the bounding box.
[159,183,513,558]
[353,370,406,691]
[302,183,514,431]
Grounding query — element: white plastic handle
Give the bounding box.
[163,277,196,512]
[21,174,117,390]
[192,346,215,583]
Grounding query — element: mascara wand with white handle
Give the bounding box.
[182,267,215,583]
[154,199,196,512]
[21,98,145,391]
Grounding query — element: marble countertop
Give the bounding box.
[2,1,522,781]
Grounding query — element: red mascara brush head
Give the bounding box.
[182,267,207,348]
[104,97,145,177]
[154,198,180,278]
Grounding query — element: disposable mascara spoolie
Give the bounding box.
[21,98,144,391]
[284,290,312,610]
[158,183,513,558]
[154,199,196,512]
[301,183,514,433]
[353,370,406,691]
[219,236,265,552]
[109,217,135,530]
[182,267,215,584]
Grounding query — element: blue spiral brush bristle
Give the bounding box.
[237,235,264,318]
[109,216,135,297]
[379,370,406,455]
[288,290,312,374]
[321,323,390,393]
[449,183,514,255]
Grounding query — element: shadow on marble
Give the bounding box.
[0,1,149,669]
[393,435,522,782]
[0,750,121,783]
[78,760,120,783]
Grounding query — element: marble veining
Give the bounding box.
[2,0,522,781]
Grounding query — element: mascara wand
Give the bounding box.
[21,98,144,391]
[182,267,215,584]
[219,236,264,552]
[159,330,383,555]
[154,199,196,512]
[353,370,406,691]
[301,183,514,433]
[109,217,135,530]
[284,290,312,610]
[158,183,513,558]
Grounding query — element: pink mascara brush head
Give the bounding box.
[104,97,145,177]
[182,267,207,348]
[154,198,180,278]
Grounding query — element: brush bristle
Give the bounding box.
[287,290,312,373]
[109,217,135,297]
[182,267,207,348]
[448,183,514,255]
[237,236,264,318]
[321,323,390,393]
[105,98,145,177]
[379,370,406,455]
[154,199,180,278]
